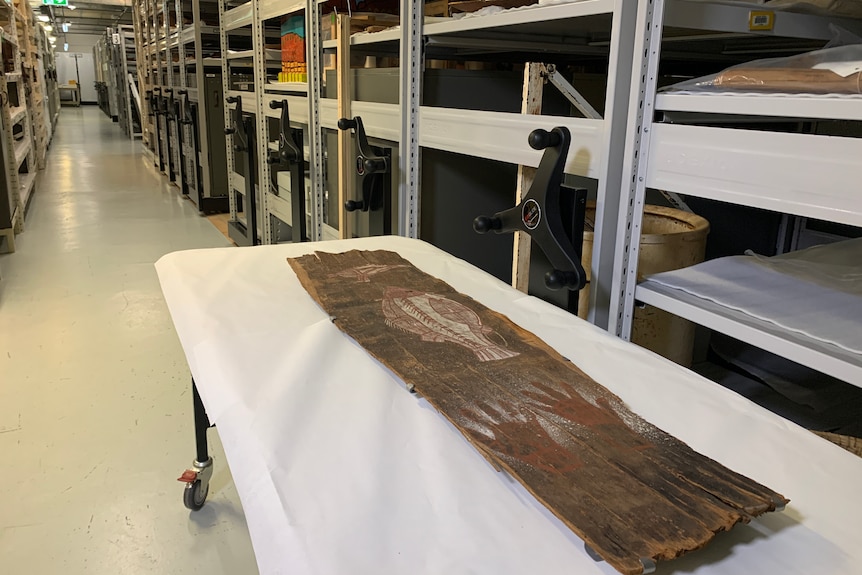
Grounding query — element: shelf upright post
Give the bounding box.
[335,14,352,239]
[122,26,136,139]
[608,0,666,339]
[191,0,211,198]
[132,2,146,144]
[305,0,325,241]
[218,0,238,223]
[251,0,270,243]
[0,76,23,233]
[572,0,638,328]
[398,0,422,239]
[177,0,186,91]
[156,0,166,168]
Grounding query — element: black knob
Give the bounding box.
[528,128,561,150]
[473,215,501,234]
[544,269,577,291]
[226,96,239,104]
[337,118,356,131]
[266,150,280,164]
[363,158,386,173]
[164,89,173,94]
[177,89,187,95]
[224,127,236,135]
[269,100,284,109]
[345,200,365,212]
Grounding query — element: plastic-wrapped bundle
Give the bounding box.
[768,0,862,19]
[666,45,862,94]
[684,0,862,19]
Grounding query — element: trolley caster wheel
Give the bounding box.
[183,480,209,511]
[177,457,213,512]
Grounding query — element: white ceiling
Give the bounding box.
[31,0,134,38]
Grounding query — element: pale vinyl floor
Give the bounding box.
[0,107,259,574]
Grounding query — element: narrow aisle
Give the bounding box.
[0,108,258,574]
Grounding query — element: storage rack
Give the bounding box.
[132,0,229,211]
[130,0,862,387]
[179,0,229,211]
[94,36,114,118]
[14,0,47,170]
[132,0,155,151]
[321,1,641,323]
[609,0,862,386]
[0,0,37,248]
[37,23,58,136]
[113,25,142,138]
[205,0,643,318]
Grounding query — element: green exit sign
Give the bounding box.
[43,0,68,5]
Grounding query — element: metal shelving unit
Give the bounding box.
[609,0,862,386]
[309,0,639,323]
[127,0,862,386]
[0,0,38,248]
[104,25,143,139]
[131,0,230,212]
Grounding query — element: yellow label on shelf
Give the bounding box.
[749,11,775,31]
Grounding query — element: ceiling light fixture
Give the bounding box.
[67,4,76,9]
[43,24,53,32]
[38,14,50,22]
[62,22,69,32]
[64,43,69,51]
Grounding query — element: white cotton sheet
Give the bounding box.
[156,236,862,575]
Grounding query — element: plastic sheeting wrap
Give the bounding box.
[683,0,862,19]
[647,238,862,355]
[156,237,862,575]
[665,45,862,94]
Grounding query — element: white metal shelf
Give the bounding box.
[13,135,29,167]
[230,171,245,192]
[646,123,862,228]
[180,25,220,45]
[258,0,303,22]
[223,2,253,31]
[665,0,862,40]
[226,89,256,110]
[9,105,25,124]
[319,99,606,179]
[226,49,254,59]
[264,82,308,94]
[425,0,613,37]
[656,93,862,122]
[636,280,862,386]
[18,170,35,211]
[322,1,614,51]
[262,93,308,123]
[421,108,605,178]
[326,27,401,49]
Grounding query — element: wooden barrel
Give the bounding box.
[579,204,710,366]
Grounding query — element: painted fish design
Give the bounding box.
[332,264,407,282]
[381,286,519,362]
